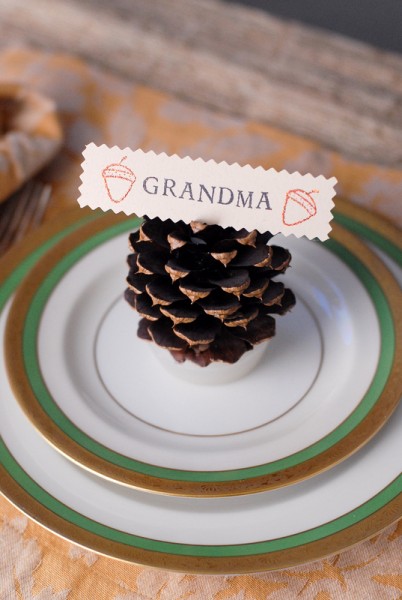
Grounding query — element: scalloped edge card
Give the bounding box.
[78,144,337,240]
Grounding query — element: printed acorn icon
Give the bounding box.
[102,156,136,203]
[125,217,296,367]
[282,189,318,226]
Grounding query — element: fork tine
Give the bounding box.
[13,182,51,246]
[0,181,51,254]
[0,197,14,242]
[8,182,36,234]
[0,183,35,253]
[30,184,51,228]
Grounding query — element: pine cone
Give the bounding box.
[125,217,295,366]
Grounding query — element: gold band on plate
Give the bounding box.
[335,198,402,252]
[0,202,400,572]
[0,460,399,574]
[4,208,402,497]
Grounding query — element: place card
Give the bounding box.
[78,143,337,240]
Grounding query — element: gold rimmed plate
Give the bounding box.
[0,203,400,572]
[4,205,402,497]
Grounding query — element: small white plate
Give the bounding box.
[0,206,400,573]
[5,210,401,496]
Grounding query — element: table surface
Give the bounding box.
[1,0,402,167]
[0,2,401,598]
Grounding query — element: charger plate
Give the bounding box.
[0,203,400,572]
[4,206,402,497]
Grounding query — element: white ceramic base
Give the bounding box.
[150,340,270,386]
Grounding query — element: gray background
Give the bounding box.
[225,1,402,54]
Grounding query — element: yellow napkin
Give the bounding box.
[0,82,62,203]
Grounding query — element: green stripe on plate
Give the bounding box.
[21,216,396,482]
[0,438,400,556]
[0,213,100,315]
[0,209,400,558]
[334,212,402,267]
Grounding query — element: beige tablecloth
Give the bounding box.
[0,47,401,599]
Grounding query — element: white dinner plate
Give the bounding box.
[0,204,400,573]
[4,209,401,496]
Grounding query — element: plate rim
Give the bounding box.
[334,199,402,265]
[0,201,400,573]
[0,442,400,573]
[4,209,402,497]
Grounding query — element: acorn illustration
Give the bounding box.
[282,189,318,226]
[102,156,136,203]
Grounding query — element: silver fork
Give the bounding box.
[0,181,51,255]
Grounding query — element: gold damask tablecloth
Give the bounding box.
[0,47,401,599]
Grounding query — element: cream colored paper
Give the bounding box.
[78,144,337,240]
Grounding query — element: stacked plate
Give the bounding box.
[0,199,401,573]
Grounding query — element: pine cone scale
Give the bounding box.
[261,281,285,307]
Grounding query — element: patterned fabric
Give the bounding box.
[0,82,62,203]
[0,507,401,599]
[0,47,401,227]
[0,48,400,599]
